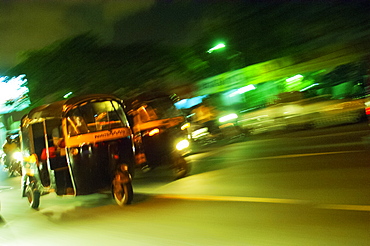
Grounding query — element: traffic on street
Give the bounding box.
[1,122,369,246]
[0,2,369,246]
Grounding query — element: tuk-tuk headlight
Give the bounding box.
[12,151,23,162]
[176,139,190,151]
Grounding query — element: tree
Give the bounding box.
[6,33,205,105]
[190,1,370,76]
[6,33,106,105]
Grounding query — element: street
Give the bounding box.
[1,122,370,246]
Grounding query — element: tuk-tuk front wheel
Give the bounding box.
[112,172,133,206]
[173,155,190,180]
[25,185,40,209]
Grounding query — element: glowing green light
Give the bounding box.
[286,74,303,83]
[228,84,256,97]
[207,43,226,53]
[300,83,319,92]
[63,92,73,98]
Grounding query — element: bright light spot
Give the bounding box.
[148,128,160,136]
[286,74,303,83]
[192,127,209,139]
[63,92,73,98]
[0,75,30,114]
[300,83,319,92]
[219,113,238,123]
[181,123,190,130]
[175,95,207,109]
[13,151,23,162]
[228,84,256,97]
[207,43,226,53]
[176,139,189,151]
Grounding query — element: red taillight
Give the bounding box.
[113,154,119,160]
[366,107,370,116]
[148,128,160,136]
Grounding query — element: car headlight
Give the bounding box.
[12,151,23,162]
[176,139,190,151]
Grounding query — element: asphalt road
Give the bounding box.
[0,122,369,245]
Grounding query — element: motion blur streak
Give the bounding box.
[316,204,370,212]
[155,194,370,212]
[198,150,364,163]
[156,194,309,204]
[248,150,364,160]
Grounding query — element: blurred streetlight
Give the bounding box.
[206,42,245,72]
[207,43,226,53]
[63,92,73,98]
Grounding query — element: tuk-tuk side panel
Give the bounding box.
[24,123,47,171]
[22,119,66,190]
[67,137,135,195]
[21,122,52,190]
[67,143,110,195]
[64,127,132,147]
[20,125,35,180]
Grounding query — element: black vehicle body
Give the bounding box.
[20,94,135,208]
[127,92,191,179]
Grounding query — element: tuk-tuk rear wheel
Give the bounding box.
[25,185,40,209]
[113,182,133,206]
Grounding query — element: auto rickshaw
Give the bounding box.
[127,92,191,179]
[20,94,135,208]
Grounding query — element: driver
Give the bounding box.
[2,136,18,169]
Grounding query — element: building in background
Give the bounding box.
[0,75,30,146]
[189,39,369,112]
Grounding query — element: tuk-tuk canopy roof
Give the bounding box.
[22,94,123,124]
[126,91,176,110]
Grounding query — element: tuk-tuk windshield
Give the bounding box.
[67,100,128,136]
[139,98,183,123]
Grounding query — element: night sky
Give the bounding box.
[0,0,157,71]
[1,0,369,73]
[0,0,215,72]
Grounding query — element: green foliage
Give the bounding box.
[191,1,370,71]
[6,33,207,105]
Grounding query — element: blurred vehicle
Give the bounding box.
[20,94,135,209]
[7,150,23,177]
[239,95,366,134]
[188,122,216,146]
[188,101,222,146]
[2,131,22,177]
[127,92,191,179]
[188,108,245,146]
[218,112,245,140]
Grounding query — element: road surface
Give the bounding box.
[1,123,369,245]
